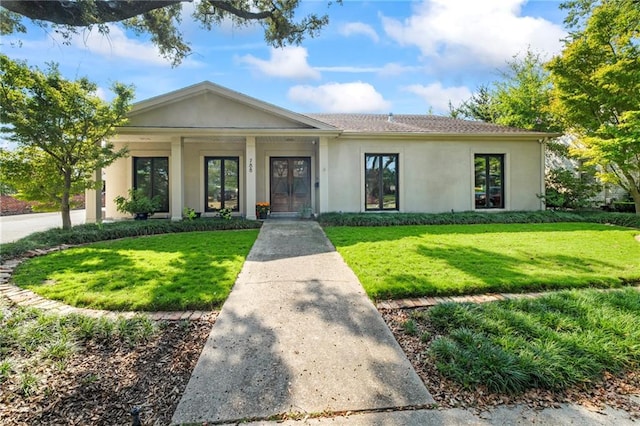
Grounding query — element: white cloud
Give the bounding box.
[95,86,109,101]
[381,0,565,69]
[238,46,320,80]
[315,65,382,73]
[379,63,423,76]
[340,22,380,43]
[403,82,472,113]
[75,25,174,66]
[288,82,391,113]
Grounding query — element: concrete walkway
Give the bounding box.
[171,220,434,424]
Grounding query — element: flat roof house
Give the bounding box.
[87,81,553,222]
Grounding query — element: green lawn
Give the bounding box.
[324,222,640,300]
[11,230,259,311]
[420,288,640,393]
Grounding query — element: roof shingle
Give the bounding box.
[305,113,536,134]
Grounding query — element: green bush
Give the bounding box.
[426,289,640,393]
[0,218,261,262]
[318,210,640,228]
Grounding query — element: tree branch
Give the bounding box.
[206,1,273,20]
[1,1,184,26]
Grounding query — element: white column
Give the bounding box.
[170,137,184,221]
[85,167,102,223]
[245,136,257,220]
[319,136,329,213]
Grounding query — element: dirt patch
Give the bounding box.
[382,307,640,418]
[0,316,213,425]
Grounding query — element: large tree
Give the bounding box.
[0,0,340,66]
[0,54,134,229]
[547,0,640,214]
[451,50,560,133]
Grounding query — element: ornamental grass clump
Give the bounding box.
[424,289,640,393]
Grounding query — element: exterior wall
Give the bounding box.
[104,135,543,220]
[326,137,543,213]
[106,141,172,220]
[182,141,246,216]
[129,92,310,129]
[256,139,317,212]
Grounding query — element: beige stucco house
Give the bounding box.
[86,81,552,222]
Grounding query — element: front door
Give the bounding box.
[270,157,311,213]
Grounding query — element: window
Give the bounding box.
[475,154,504,209]
[365,154,398,210]
[205,157,239,212]
[133,157,169,212]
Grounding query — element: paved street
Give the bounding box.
[0,210,86,243]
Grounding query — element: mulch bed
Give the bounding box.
[3,303,639,424]
[0,316,214,426]
[382,307,640,418]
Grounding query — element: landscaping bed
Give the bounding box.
[382,288,640,418]
[0,302,212,425]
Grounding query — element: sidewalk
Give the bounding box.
[171,220,433,424]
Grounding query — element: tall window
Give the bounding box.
[475,154,504,209]
[365,154,399,210]
[205,157,239,212]
[133,157,169,212]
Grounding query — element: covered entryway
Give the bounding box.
[270,157,311,213]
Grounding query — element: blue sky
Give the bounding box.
[2,0,568,117]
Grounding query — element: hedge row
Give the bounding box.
[0,218,262,263]
[317,210,640,228]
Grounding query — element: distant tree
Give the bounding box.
[0,0,341,66]
[547,0,640,214]
[0,55,133,229]
[449,85,497,123]
[451,50,560,133]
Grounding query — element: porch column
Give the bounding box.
[245,136,257,220]
[85,167,102,223]
[318,136,330,213]
[170,137,184,221]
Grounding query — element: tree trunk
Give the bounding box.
[631,187,640,215]
[61,171,72,230]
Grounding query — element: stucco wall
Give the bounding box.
[128,92,311,129]
[106,141,172,219]
[326,137,543,213]
[105,136,543,220]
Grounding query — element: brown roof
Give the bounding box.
[305,113,536,134]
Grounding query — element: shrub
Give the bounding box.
[317,210,640,228]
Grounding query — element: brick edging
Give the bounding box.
[0,247,216,322]
[376,287,640,310]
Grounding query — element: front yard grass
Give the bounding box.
[10,230,259,311]
[324,222,640,300]
[418,288,640,393]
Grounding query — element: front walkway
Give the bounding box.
[171,220,434,424]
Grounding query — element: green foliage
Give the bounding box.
[0,217,262,263]
[1,0,341,66]
[548,0,640,213]
[426,288,640,393]
[318,210,640,228]
[451,50,561,133]
[114,188,161,216]
[324,222,640,300]
[402,319,418,336]
[541,167,602,209]
[218,207,233,220]
[0,55,134,229]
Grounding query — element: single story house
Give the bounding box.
[85,81,553,222]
